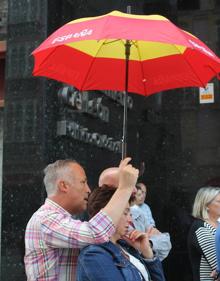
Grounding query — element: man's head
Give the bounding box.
[98,165,137,202]
[98,167,120,188]
[44,159,91,214]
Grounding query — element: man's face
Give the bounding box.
[64,163,91,214]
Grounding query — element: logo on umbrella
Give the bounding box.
[52,29,93,44]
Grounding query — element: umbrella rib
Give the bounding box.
[103,39,122,45]
[174,44,207,88]
[33,46,61,72]
[80,39,125,89]
[79,40,103,90]
[79,13,119,89]
[132,41,148,95]
[80,39,112,90]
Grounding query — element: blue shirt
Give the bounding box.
[76,240,166,281]
[215,224,220,273]
[138,203,156,227]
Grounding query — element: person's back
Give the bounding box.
[25,199,81,280]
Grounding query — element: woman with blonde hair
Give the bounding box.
[187,186,220,281]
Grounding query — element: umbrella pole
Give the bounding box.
[122,39,131,159]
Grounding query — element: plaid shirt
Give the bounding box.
[24,199,115,281]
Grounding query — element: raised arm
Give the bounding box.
[102,157,139,227]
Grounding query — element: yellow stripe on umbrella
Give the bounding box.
[66,40,186,60]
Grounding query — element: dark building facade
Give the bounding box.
[1,0,220,280]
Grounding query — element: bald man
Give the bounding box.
[99,167,172,261]
[99,167,119,188]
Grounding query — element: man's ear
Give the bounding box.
[58,180,68,193]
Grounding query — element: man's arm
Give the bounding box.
[40,158,138,248]
[40,209,114,248]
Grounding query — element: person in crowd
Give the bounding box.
[24,157,139,281]
[187,186,220,281]
[129,191,149,232]
[76,186,166,281]
[99,167,172,261]
[135,182,156,227]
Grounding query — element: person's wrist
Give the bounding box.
[118,183,134,192]
[141,248,154,259]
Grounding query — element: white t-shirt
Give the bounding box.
[121,248,149,281]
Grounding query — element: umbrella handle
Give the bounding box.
[121,88,127,159]
[122,6,132,159]
[121,40,131,159]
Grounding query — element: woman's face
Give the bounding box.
[115,204,132,238]
[135,189,144,206]
[207,193,220,219]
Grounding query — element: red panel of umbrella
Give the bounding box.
[32,10,220,158]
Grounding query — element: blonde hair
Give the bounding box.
[192,186,220,220]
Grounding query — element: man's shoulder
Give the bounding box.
[26,200,68,226]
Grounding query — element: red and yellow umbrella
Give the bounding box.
[32,10,220,95]
[32,10,220,157]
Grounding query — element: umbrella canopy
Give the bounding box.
[32,10,220,96]
[32,10,220,158]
